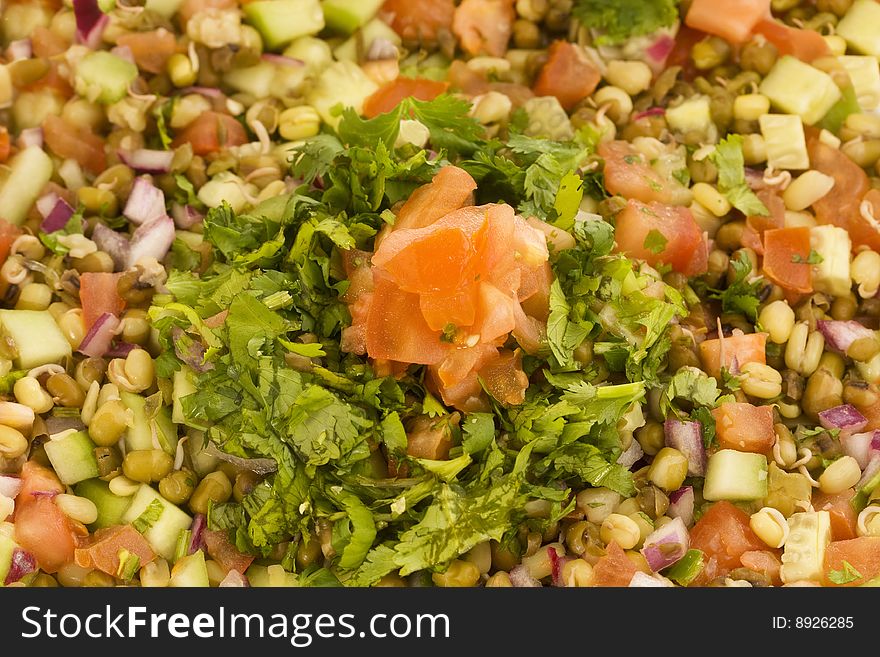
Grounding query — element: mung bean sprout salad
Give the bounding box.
[0,0,879,589]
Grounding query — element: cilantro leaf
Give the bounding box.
[828,560,863,585]
[792,249,823,265]
[711,135,769,216]
[708,250,764,321]
[643,229,668,255]
[132,499,164,533]
[661,366,722,418]
[572,0,680,45]
[461,413,496,455]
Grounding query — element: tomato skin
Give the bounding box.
[812,490,859,542]
[171,112,248,156]
[739,550,782,586]
[392,166,477,233]
[363,78,449,118]
[17,461,65,501]
[614,199,707,276]
[204,529,255,574]
[381,0,456,45]
[116,28,178,75]
[712,402,776,455]
[452,0,516,58]
[0,126,10,164]
[42,114,106,174]
[74,524,156,575]
[532,41,601,112]
[685,0,770,44]
[699,331,767,380]
[823,537,880,586]
[13,496,78,574]
[689,501,767,585]
[743,189,785,255]
[591,542,637,587]
[79,272,127,331]
[762,227,813,295]
[754,19,830,62]
[600,141,686,206]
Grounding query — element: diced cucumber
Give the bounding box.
[665,95,716,142]
[817,84,860,134]
[169,550,210,587]
[0,147,54,225]
[837,0,880,57]
[74,479,133,530]
[121,392,178,455]
[122,485,192,561]
[245,563,299,587]
[759,114,809,170]
[307,61,378,128]
[334,17,402,63]
[702,449,768,502]
[322,0,385,35]
[838,56,880,111]
[245,564,270,587]
[284,37,334,74]
[74,51,139,105]
[780,511,831,583]
[44,431,100,486]
[144,0,184,18]
[0,532,17,586]
[760,56,842,125]
[0,310,71,370]
[172,366,197,425]
[187,431,221,477]
[244,0,325,51]
[763,463,812,518]
[224,61,307,100]
[810,225,852,298]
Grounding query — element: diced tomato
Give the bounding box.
[699,331,767,380]
[518,262,552,315]
[666,25,705,81]
[13,496,78,574]
[477,348,528,407]
[79,272,127,332]
[614,199,707,276]
[823,537,880,587]
[532,40,601,112]
[391,166,477,232]
[689,501,766,585]
[171,111,248,157]
[42,114,106,174]
[0,219,21,268]
[472,282,516,344]
[600,141,685,206]
[592,542,637,587]
[742,189,785,255]
[363,77,449,119]
[739,550,782,586]
[512,299,545,355]
[203,529,255,574]
[452,0,516,58]
[754,19,830,62]
[712,402,776,455]
[0,126,10,164]
[812,489,859,542]
[428,344,497,412]
[380,0,456,45]
[762,227,813,295]
[177,0,236,27]
[32,26,69,58]
[366,271,450,365]
[405,415,457,460]
[807,133,877,251]
[16,461,65,502]
[74,524,156,575]
[685,0,770,45]
[116,28,178,75]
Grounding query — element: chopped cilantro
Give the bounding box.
[643,229,668,255]
[792,249,824,265]
[132,499,164,533]
[828,560,863,585]
[711,135,769,217]
[572,0,680,46]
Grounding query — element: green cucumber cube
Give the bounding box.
[322,0,385,35]
[837,0,880,57]
[44,431,100,485]
[144,0,184,18]
[169,550,210,587]
[760,56,842,125]
[703,449,769,502]
[121,391,153,452]
[74,479,133,530]
[244,0,325,51]
[122,485,192,561]
[759,114,809,170]
[307,60,378,128]
[172,366,197,425]
[0,147,53,225]
[0,310,71,370]
[74,51,139,105]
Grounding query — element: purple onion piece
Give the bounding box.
[0,475,22,499]
[73,0,107,49]
[189,514,207,555]
[29,490,59,499]
[646,34,675,63]
[171,203,204,229]
[667,486,695,527]
[105,342,137,358]
[632,107,666,122]
[640,516,689,572]
[40,198,75,233]
[219,570,250,588]
[840,431,877,470]
[817,320,875,354]
[78,312,121,358]
[119,149,175,175]
[818,404,868,434]
[124,176,167,225]
[664,419,707,477]
[126,214,176,268]
[4,548,37,585]
[509,564,541,588]
[90,223,131,272]
[628,571,670,587]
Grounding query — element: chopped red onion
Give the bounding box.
[841,431,877,470]
[858,452,880,489]
[818,404,868,434]
[189,514,207,555]
[509,564,541,588]
[17,127,43,149]
[36,192,59,220]
[105,342,137,358]
[632,107,666,122]
[124,176,167,225]
[646,34,675,65]
[119,149,174,175]
[90,223,131,272]
[126,214,176,268]
[204,442,277,475]
[664,419,707,476]
[667,486,695,527]
[366,38,399,62]
[177,86,225,99]
[171,203,204,229]
[78,312,121,358]
[260,53,305,67]
[219,570,250,588]
[548,545,564,587]
[0,475,22,499]
[110,44,135,64]
[817,320,876,354]
[617,439,644,468]
[39,196,75,234]
[628,571,672,587]
[73,0,108,49]
[640,516,689,572]
[4,548,37,585]
[6,39,32,61]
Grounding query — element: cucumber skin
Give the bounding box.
[244,0,325,50]
[43,431,100,486]
[703,449,769,502]
[322,0,385,34]
[74,479,133,530]
[122,485,192,561]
